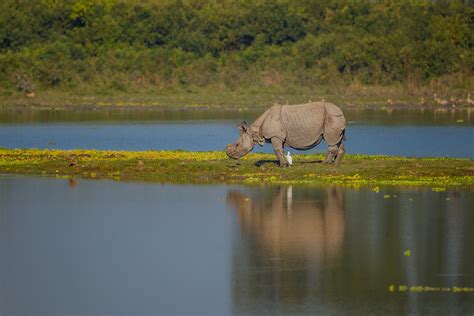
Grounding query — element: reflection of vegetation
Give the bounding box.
[0,1,472,106]
[0,108,472,125]
[0,148,472,187]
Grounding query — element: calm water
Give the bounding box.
[0,109,473,158]
[0,175,473,315]
[1,108,473,125]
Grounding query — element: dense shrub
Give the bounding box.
[0,0,472,92]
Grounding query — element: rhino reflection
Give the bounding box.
[228,186,474,314]
[228,186,344,261]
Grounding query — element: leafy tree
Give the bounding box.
[0,0,472,91]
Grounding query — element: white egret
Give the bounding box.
[286,151,293,166]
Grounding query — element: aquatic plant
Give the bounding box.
[0,149,472,188]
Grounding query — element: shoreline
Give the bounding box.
[1,90,472,111]
[1,103,470,112]
[0,149,472,188]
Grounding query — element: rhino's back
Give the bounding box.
[281,102,326,148]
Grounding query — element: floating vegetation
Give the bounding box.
[0,149,472,188]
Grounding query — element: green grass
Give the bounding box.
[1,149,473,188]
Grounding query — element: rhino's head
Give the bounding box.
[226,121,255,159]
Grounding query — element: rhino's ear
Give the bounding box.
[238,121,248,133]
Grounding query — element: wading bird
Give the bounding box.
[467,93,473,107]
[433,94,449,106]
[286,151,293,166]
[450,96,457,108]
[419,97,425,106]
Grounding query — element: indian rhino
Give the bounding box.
[226,101,346,166]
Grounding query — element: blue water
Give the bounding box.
[1,175,473,315]
[0,122,472,158]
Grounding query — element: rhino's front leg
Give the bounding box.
[271,138,288,167]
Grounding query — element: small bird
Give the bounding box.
[450,96,457,108]
[419,97,425,106]
[286,151,293,166]
[467,93,473,107]
[387,99,393,106]
[433,93,449,106]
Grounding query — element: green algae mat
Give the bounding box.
[0,149,472,188]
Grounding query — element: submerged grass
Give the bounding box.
[0,149,472,188]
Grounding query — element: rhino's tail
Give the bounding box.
[342,129,346,141]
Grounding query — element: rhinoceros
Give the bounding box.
[226,101,346,167]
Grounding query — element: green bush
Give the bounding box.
[0,0,472,92]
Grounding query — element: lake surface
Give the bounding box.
[1,108,473,125]
[0,175,473,315]
[0,109,473,158]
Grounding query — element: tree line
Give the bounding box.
[0,0,472,94]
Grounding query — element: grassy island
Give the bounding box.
[0,149,472,188]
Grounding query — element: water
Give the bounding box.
[1,108,472,125]
[0,109,473,158]
[1,175,473,315]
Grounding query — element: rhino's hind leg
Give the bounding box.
[323,143,345,164]
[271,138,289,167]
[323,145,338,164]
[334,143,345,164]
